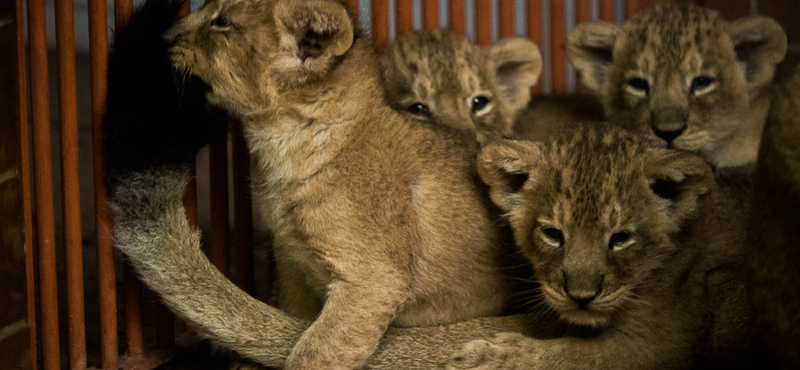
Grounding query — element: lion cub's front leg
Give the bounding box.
[285,277,411,370]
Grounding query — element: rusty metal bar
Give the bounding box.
[550,0,568,93]
[16,0,37,367]
[114,0,133,34]
[88,0,119,364]
[232,125,255,294]
[26,0,61,367]
[209,136,230,276]
[123,263,145,356]
[527,0,544,94]
[371,0,389,49]
[422,0,438,30]
[475,0,492,46]
[449,1,466,34]
[499,0,515,38]
[346,0,359,16]
[155,303,175,349]
[184,173,199,227]
[601,0,616,22]
[396,0,413,35]
[575,0,593,93]
[55,0,88,367]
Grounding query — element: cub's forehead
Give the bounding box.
[619,5,730,69]
[546,125,650,186]
[387,30,487,83]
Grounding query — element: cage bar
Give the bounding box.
[347,0,359,16]
[475,0,493,46]
[26,0,61,367]
[499,0,516,38]
[601,0,616,21]
[372,0,390,49]
[209,137,230,276]
[550,0,568,93]
[16,0,38,367]
[396,0,413,35]
[422,0,439,30]
[449,1,466,34]
[527,0,545,94]
[232,126,256,294]
[87,0,119,364]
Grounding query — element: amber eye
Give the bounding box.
[627,78,650,93]
[210,16,231,29]
[609,232,632,250]
[691,76,715,93]
[542,227,564,245]
[407,103,430,117]
[471,96,490,112]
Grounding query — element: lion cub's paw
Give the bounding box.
[445,332,532,370]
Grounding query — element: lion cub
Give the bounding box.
[381,30,604,144]
[445,124,758,369]
[567,4,787,167]
[380,30,542,144]
[153,0,523,368]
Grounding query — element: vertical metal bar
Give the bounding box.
[209,136,230,276]
[17,0,38,367]
[550,0,568,93]
[499,0,516,38]
[232,125,255,294]
[55,0,88,367]
[449,1,466,34]
[88,0,119,364]
[347,0,359,16]
[475,0,492,46]
[422,0,439,30]
[601,0,615,22]
[155,305,175,349]
[577,0,593,21]
[123,263,144,356]
[372,0,390,49]
[115,0,133,33]
[26,0,61,367]
[396,0,413,35]
[527,0,544,94]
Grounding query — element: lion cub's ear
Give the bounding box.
[647,151,714,225]
[487,38,542,116]
[726,16,787,90]
[274,0,354,65]
[477,140,542,211]
[566,21,622,92]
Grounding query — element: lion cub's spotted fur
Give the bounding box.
[445,124,758,370]
[567,4,787,167]
[380,30,542,144]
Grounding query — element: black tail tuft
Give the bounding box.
[103,0,228,189]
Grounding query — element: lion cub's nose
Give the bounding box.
[652,124,687,145]
[564,275,603,307]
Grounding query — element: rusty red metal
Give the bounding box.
[527,0,544,94]
[449,1,466,34]
[422,0,439,30]
[499,0,515,38]
[396,0,413,35]
[371,0,389,49]
[476,0,492,46]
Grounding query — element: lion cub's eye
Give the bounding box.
[210,16,232,30]
[407,103,431,117]
[609,232,633,251]
[690,76,716,95]
[541,227,565,245]
[471,96,490,113]
[626,78,650,94]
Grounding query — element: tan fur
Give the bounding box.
[746,66,800,369]
[380,29,542,144]
[161,0,527,368]
[567,4,787,167]
[444,124,759,370]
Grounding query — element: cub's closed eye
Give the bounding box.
[627,78,650,93]
[691,76,715,93]
[407,103,430,117]
[542,227,564,244]
[471,96,490,113]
